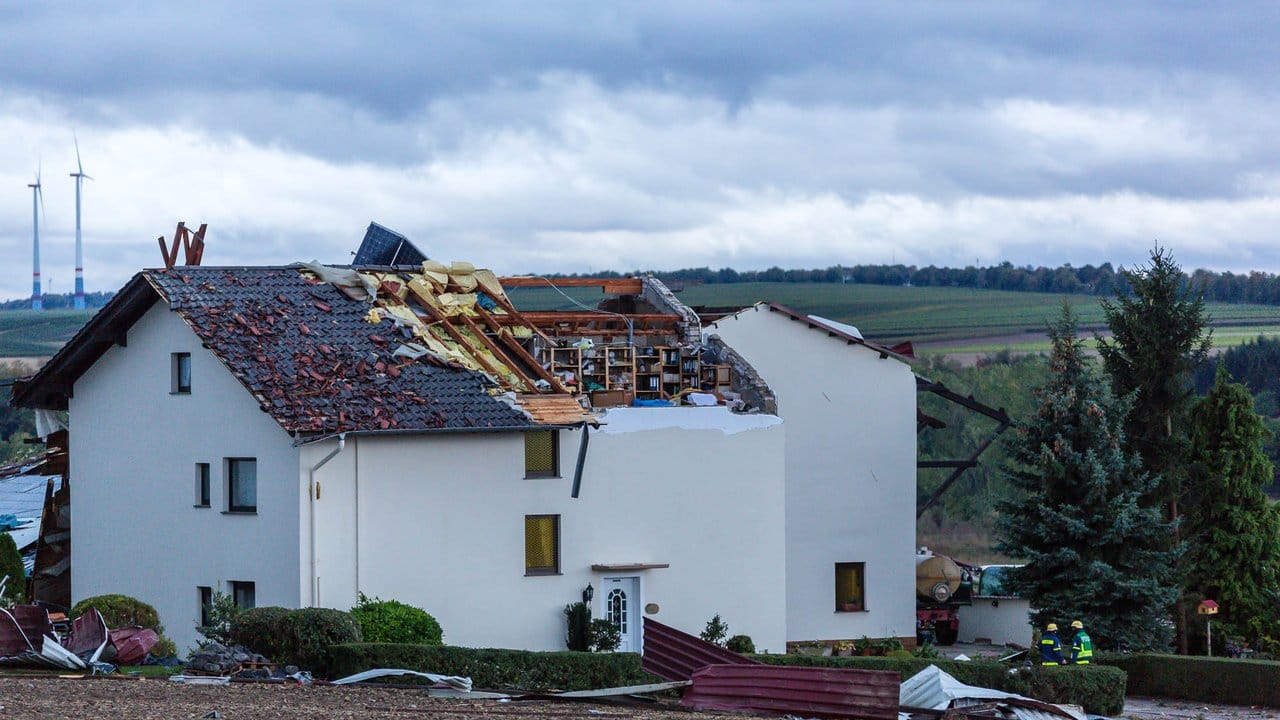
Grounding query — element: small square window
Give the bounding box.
[229,580,255,609]
[227,458,257,513]
[195,463,211,507]
[835,562,866,612]
[198,586,213,627]
[171,352,192,393]
[524,514,560,575]
[524,430,559,478]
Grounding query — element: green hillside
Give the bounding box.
[0,309,96,358]
[2,282,1278,358]
[507,282,1280,345]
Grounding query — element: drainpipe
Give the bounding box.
[308,433,346,607]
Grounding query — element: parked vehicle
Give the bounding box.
[915,547,977,646]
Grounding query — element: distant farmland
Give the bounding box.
[2,282,1278,359]
[507,281,1280,347]
[0,309,96,358]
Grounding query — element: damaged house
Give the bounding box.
[11,226,917,654]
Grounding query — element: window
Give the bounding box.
[229,580,255,609]
[171,352,192,393]
[195,463,210,507]
[227,458,257,513]
[524,514,560,575]
[524,430,559,478]
[198,586,213,627]
[835,562,866,612]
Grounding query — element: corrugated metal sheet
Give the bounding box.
[682,663,900,720]
[640,617,759,681]
[900,665,1084,720]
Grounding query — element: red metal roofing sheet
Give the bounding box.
[681,663,900,720]
[641,617,759,682]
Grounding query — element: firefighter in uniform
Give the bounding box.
[1039,623,1066,665]
[1070,620,1093,665]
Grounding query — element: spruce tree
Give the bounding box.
[1183,366,1280,649]
[1098,245,1211,512]
[995,305,1178,651]
[1097,246,1210,653]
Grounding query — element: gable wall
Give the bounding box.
[708,307,918,644]
[69,302,300,651]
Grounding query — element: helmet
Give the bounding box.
[1071,620,1083,629]
[1046,623,1058,632]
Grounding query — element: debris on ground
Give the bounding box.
[899,664,1086,719]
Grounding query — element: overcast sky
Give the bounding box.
[3,2,1280,300]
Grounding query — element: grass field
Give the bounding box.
[507,282,1280,345]
[0,309,95,357]
[2,282,1278,358]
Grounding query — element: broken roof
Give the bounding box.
[14,263,594,437]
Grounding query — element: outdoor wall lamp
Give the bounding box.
[583,583,594,605]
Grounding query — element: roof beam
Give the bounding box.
[499,277,644,294]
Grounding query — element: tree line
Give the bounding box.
[553,260,1280,306]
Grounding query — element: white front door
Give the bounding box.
[603,576,641,653]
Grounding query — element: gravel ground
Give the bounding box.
[0,677,731,720]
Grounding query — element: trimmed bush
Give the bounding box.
[726,635,755,654]
[351,596,443,646]
[0,533,25,604]
[323,643,654,688]
[751,654,1125,716]
[1097,652,1280,708]
[229,606,293,661]
[70,593,178,659]
[283,608,362,670]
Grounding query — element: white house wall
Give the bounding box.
[69,302,301,652]
[708,307,918,645]
[323,407,787,652]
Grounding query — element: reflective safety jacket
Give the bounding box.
[1039,632,1065,665]
[1072,631,1093,664]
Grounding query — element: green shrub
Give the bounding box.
[0,533,24,604]
[195,591,242,645]
[1097,652,1280,708]
[323,643,653,687]
[229,606,293,661]
[700,614,729,646]
[750,654,1125,716]
[283,608,362,670]
[351,594,442,645]
[70,593,178,659]
[564,602,591,651]
[589,619,620,652]
[726,635,755,654]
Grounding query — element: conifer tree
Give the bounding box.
[995,305,1177,651]
[1098,246,1210,653]
[1183,366,1280,648]
[1098,245,1211,513]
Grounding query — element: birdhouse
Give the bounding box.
[1197,599,1219,615]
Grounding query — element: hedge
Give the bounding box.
[750,654,1125,717]
[323,644,656,690]
[324,644,1124,716]
[1097,652,1280,708]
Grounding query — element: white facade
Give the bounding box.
[707,306,918,645]
[70,304,301,652]
[306,408,788,652]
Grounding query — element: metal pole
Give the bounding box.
[1207,619,1212,657]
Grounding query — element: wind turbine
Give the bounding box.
[70,135,92,310]
[27,166,45,311]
